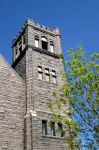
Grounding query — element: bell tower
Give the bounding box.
[12,19,68,150]
[12,19,62,63]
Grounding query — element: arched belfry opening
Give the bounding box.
[41,36,48,50]
[35,36,39,48]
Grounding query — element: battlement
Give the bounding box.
[12,18,60,46]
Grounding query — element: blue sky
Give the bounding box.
[0,0,99,64]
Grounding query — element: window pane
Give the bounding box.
[38,72,43,80]
[50,122,56,136]
[45,68,49,74]
[42,41,48,50]
[42,120,47,135]
[58,123,64,137]
[52,76,56,83]
[45,74,50,81]
[50,45,54,53]
[35,39,39,47]
[52,70,56,76]
[38,66,42,71]
[41,37,47,42]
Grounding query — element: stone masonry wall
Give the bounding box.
[27,25,62,54]
[0,55,26,150]
[25,48,69,150]
[14,54,26,80]
[10,19,69,150]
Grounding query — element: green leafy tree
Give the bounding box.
[49,45,99,150]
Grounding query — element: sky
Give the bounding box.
[0,0,99,64]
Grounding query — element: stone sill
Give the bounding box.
[37,78,58,86]
[42,134,64,140]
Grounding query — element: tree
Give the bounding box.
[48,45,99,150]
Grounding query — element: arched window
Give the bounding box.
[35,36,39,47]
[41,37,48,50]
[50,41,54,53]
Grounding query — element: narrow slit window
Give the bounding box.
[50,41,54,53]
[42,120,47,135]
[45,68,50,82]
[41,37,48,50]
[50,122,56,136]
[35,36,39,47]
[19,46,22,53]
[38,66,43,80]
[58,122,64,137]
[52,70,57,83]
[23,35,26,44]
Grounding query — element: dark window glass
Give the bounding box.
[58,123,64,137]
[19,46,22,53]
[42,41,48,50]
[50,122,56,136]
[42,120,47,135]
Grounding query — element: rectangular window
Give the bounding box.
[42,120,47,135]
[42,41,48,50]
[45,68,50,82]
[58,123,64,137]
[35,39,39,47]
[38,66,43,80]
[50,44,54,53]
[38,66,42,72]
[19,46,22,53]
[45,68,49,74]
[45,74,50,82]
[52,70,57,83]
[50,122,56,136]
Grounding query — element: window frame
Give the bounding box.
[50,41,54,53]
[41,36,48,51]
[52,70,57,84]
[45,68,50,82]
[50,121,56,136]
[38,66,43,80]
[58,122,64,137]
[35,36,39,48]
[42,120,47,135]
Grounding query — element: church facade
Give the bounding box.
[0,19,69,150]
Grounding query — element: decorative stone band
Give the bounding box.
[12,44,60,68]
[28,45,60,58]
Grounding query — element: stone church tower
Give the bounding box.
[0,19,69,150]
